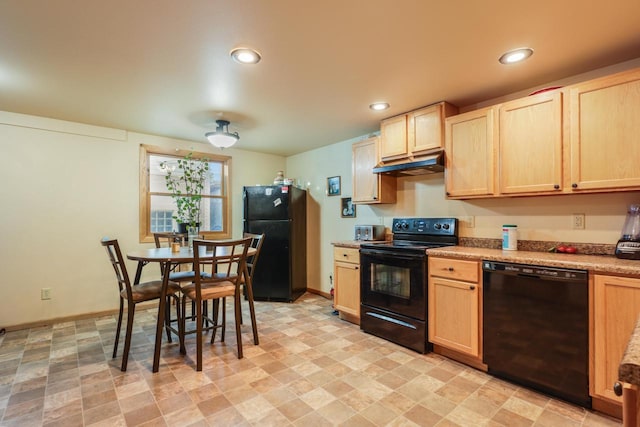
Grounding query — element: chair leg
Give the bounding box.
[210,299,220,344]
[121,303,135,371]
[196,296,203,371]
[180,296,187,355]
[234,292,243,359]
[244,277,260,345]
[221,297,227,342]
[164,296,173,343]
[173,295,184,354]
[203,300,209,328]
[113,298,124,359]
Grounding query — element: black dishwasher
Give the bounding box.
[482,260,591,408]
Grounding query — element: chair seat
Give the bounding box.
[122,280,181,303]
[169,271,212,281]
[181,282,235,300]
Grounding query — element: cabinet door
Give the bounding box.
[593,275,640,403]
[499,91,563,194]
[408,104,444,156]
[352,137,396,204]
[569,69,640,191]
[380,114,408,161]
[444,107,497,198]
[428,276,479,357]
[334,261,360,318]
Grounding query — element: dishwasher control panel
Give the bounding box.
[482,261,588,281]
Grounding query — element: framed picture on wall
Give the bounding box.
[341,197,356,218]
[327,176,341,196]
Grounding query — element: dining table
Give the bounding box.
[126,244,258,373]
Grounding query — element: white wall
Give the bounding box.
[0,111,285,328]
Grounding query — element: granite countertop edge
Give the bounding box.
[426,246,640,276]
[620,316,640,387]
[332,241,640,275]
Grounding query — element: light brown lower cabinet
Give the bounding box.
[333,246,360,324]
[593,274,640,405]
[428,257,481,359]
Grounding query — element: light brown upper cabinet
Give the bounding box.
[446,66,640,199]
[352,137,396,204]
[569,68,640,192]
[444,107,497,198]
[499,91,563,195]
[380,102,458,162]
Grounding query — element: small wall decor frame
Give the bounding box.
[327,176,341,196]
[341,197,356,218]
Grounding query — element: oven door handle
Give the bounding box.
[360,249,424,261]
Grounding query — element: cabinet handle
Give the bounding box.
[469,285,475,290]
[355,267,359,270]
[446,192,451,196]
[447,267,454,271]
[553,184,560,190]
[614,381,623,396]
[343,253,348,257]
[373,196,377,200]
[572,183,578,188]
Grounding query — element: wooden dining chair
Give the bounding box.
[153,232,211,323]
[152,232,191,280]
[179,237,252,371]
[101,238,182,371]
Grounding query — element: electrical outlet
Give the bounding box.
[460,216,475,228]
[41,288,51,300]
[572,213,585,229]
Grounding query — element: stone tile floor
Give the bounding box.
[0,293,622,426]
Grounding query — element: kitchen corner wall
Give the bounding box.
[287,136,640,298]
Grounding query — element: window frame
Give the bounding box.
[139,145,232,243]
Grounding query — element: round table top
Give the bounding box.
[127,245,256,262]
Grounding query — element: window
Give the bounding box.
[139,145,232,242]
[151,210,173,232]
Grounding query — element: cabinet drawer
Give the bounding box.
[429,257,478,282]
[333,247,360,264]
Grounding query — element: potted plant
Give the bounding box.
[160,153,209,234]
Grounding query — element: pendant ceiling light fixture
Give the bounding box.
[205,120,239,148]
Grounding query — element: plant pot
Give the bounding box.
[178,223,200,234]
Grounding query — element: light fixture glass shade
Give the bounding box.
[499,47,534,64]
[369,102,390,111]
[205,120,239,148]
[230,47,261,64]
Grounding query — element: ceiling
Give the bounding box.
[1,1,639,157]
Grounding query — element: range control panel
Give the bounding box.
[392,218,457,236]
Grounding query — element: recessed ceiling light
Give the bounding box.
[499,47,534,64]
[369,102,390,111]
[230,47,261,64]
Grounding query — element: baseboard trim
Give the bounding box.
[306,288,332,300]
[2,302,157,332]
[591,396,622,420]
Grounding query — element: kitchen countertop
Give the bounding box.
[332,240,387,249]
[619,315,640,387]
[427,246,640,276]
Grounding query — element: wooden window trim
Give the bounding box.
[139,144,232,243]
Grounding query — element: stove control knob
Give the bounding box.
[393,222,401,230]
[442,223,450,230]
[400,222,409,230]
[434,223,442,230]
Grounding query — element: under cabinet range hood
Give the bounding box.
[372,151,444,176]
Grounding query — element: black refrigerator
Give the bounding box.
[243,185,307,302]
